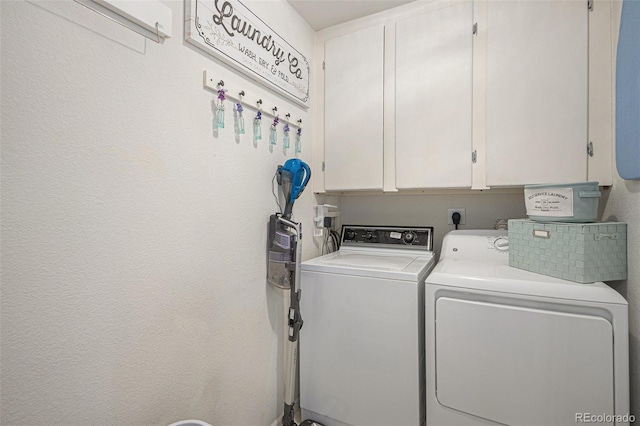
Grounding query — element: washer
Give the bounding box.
[300,226,436,426]
[426,230,630,426]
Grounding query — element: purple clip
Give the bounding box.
[256,111,262,120]
[236,103,243,112]
[284,123,290,132]
[297,127,302,136]
[217,89,226,101]
[272,116,279,127]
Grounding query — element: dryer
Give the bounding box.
[426,230,630,426]
[300,226,435,426]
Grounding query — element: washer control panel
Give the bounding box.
[341,226,433,251]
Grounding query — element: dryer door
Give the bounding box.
[435,297,614,425]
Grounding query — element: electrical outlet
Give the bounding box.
[448,208,466,225]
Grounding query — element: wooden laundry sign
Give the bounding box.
[186,0,310,108]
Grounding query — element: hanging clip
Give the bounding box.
[283,122,291,148]
[254,108,263,140]
[235,102,245,134]
[215,87,226,129]
[295,121,302,153]
[270,114,279,145]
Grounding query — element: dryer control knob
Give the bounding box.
[493,237,509,252]
[402,232,416,244]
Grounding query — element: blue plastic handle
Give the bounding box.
[290,160,311,201]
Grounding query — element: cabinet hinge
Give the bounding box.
[322,161,325,171]
[588,0,594,11]
[472,150,477,163]
[473,22,478,36]
[587,141,594,157]
[322,61,325,70]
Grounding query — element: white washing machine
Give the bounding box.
[300,226,436,426]
[426,230,630,426]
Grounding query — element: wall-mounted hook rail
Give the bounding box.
[202,70,303,130]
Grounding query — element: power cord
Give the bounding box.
[272,170,282,214]
[321,217,341,254]
[452,212,461,230]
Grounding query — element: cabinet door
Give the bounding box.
[485,0,588,186]
[324,26,384,191]
[395,2,473,189]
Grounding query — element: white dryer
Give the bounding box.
[300,226,436,426]
[426,230,630,426]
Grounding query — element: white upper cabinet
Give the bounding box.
[314,0,610,192]
[324,25,385,191]
[395,2,473,189]
[483,0,589,186]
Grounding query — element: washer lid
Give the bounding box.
[302,248,435,281]
[322,252,416,269]
[427,259,627,305]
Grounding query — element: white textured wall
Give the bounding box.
[0,1,319,425]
